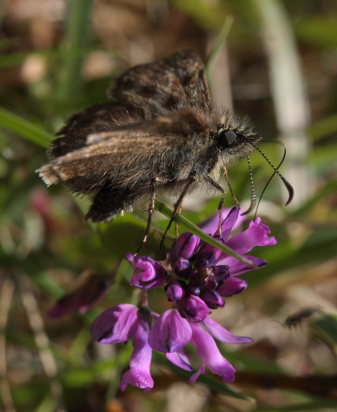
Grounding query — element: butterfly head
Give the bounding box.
[213,113,261,160]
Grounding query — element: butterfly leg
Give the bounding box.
[223,167,240,208]
[160,172,196,248]
[136,179,156,254]
[202,173,227,237]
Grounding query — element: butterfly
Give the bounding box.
[38,49,289,232]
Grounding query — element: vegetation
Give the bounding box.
[1,1,337,411]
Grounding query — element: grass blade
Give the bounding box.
[56,0,93,103]
[206,15,234,77]
[0,107,53,147]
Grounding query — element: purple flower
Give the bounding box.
[148,309,192,352]
[147,309,252,384]
[127,253,167,290]
[92,304,154,391]
[91,304,139,343]
[48,275,110,318]
[119,308,154,392]
[177,295,211,323]
[92,304,252,389]
[190,323,236,383]
[169,207,276,312]
[225,217,277,255]
[188,315,252,384]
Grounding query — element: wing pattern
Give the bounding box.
[39,50,213,221]
[110,48,211,116]
[39,109,213,221]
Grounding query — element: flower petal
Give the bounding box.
[148,309,192,352]
[218,255,268,276]
[190,364,206,384]
[91,304,138,344]
[217,277,248,297]
[203,317,253,344]
[214,207,240,240]
[200,207,244,238]
[166,350,193,371]
[119,310,153,392]
[226,218,277,255]
[191,323,236,383]
[195,208,241,266]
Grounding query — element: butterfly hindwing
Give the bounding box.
[110,49,211,115]
[38,110,212,220]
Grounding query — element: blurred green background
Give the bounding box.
[1,0,337,411]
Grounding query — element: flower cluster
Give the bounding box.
[91,207,277,391]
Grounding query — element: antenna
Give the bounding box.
[241,155,257,215]
[247,140,294,207]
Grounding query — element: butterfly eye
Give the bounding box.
[220,130,238,147]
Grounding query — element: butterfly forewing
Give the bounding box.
[51,102,147,158]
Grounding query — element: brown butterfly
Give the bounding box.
[38,49,292,233]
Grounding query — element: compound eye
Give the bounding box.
[221,130,238,147]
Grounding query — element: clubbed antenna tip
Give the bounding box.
[248,140,294,208]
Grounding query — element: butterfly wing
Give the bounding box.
[38,110,211,222]
[110,48,212,116]
[50,49,211,158]
[51,101,146,158]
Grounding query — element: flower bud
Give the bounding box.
[213,265,230,282]
[48,275,110,318]
[173,257,192,276]
[200,290,225,309]
[165,281,186,301]
[171,233,201,262]
[178,295,211,323]
[217,277,247,297]
[127,254,167,290]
